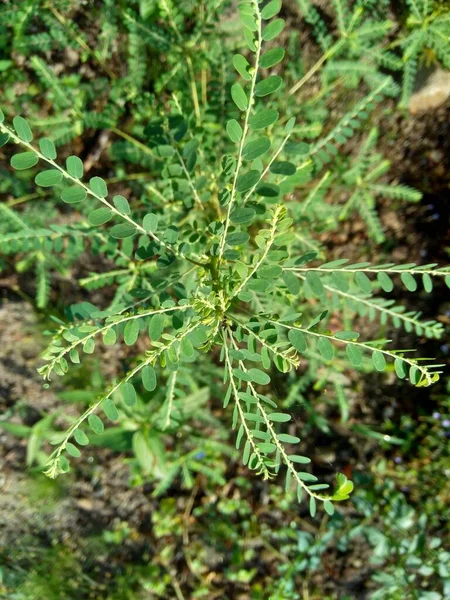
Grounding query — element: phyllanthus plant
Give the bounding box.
[1,0,449,516]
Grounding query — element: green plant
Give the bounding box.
[1,0,449,518]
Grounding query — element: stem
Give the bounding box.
[217,0,262,262]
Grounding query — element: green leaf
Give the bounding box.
[262,18,285,41]
[61,186,87,203]
[35,169,63,187]
[324,500,335,516]
[122,382,137,406]
[317,337,334,360]
[422,272,433,293]
[242,137,271,160]
[103,398,119,421]
[377,271,393,292]
[268,412,291,423]
[110,223,136,239]
[260,47,285,69]
[103,328,117,346]
[306,271,324,296]
[113,195,130,215]
[255,76,283,97]
[13,116,33,142]
[270,161,296,175]
[74,429,89,446]
[88,414,104,435]
[248,368,270,385]
[309,496,317,517]
[10,152,38,170]
[355,271,372,294]
[261,0,281,19]
[236,169,260,192]
[227,232,250,246]
[66,442,81,457]
[88,207,113,226]
[278,433,300,444]
[124,319,140,345]
[143,212,159,233]
[288,329,307,352]
[346,344,363,367]
[39,138,57,160]
[149,313,164,341]
[0,108,4,122]
[89,176,108,197]
[401,272,417,292]
[226,119,243,142]
[230,207,256,224]
[232,54,252,80]
[66,156,83,178]
[141,365,157,391]
[372,350,386,371]
[249,109,279,130]
[231,83,248,111]
[0,132,9,148]
[289,454,311,464]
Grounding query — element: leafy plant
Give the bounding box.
[1,0,449,518]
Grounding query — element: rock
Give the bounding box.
[409,68,450,114]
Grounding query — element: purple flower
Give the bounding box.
[194,451,206,459]
[442,419,450,428]
[394,456,402,464]
[432,412,441,420]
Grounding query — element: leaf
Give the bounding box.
[248,368,270,385]
[288,329,307,352]
[317,337,334,361]
[0,132,9,148]
[261,0,281,20]
[10,152,39,170]
[324,500,335,516]
[249,109,279,130]
[142,365,157,391]
[289,454,311,464]
[355,271,372,294]
[74,429,89,445]
[270,161,296,175]
[89,176,108,197]
[61,187,87,204]
[306,271,324,296]
[372,350,386,371]
[66,156,83,178]
[401,272,417,292]
[66,442,81,457]
[122,382,137,406]
[242,137,271,160]
[226,119,243,142]
[268,412,291,422]
[232,54,252,80]
[262,18,285,41]
[88,207,113,226]
[35,169,63,187]
[88,414,104,435]
[346,344,363,367]
[422,272,433,293]
[377,271,393,292]
[231,83,248,111]
[278,433,300,444]
[236,169,260,192]
[255,76,283,97]
[113,195,130,215]
[39,138,57,160]
[143,213,159,233]
[124,319,140,345]
[309,496,317,517]
[13,116,33,142]
[230,207,256,224]
[110,223,136,239]
[149,313,164,340]
[260,47,285,69]
[103,398,119,421]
